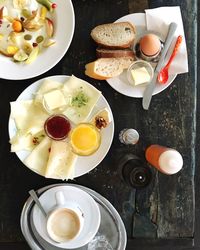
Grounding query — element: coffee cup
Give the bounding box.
[46,191,84,243]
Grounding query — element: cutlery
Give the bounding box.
[158,35,182,84]
[142,22,177,110]
[29,189,47,217]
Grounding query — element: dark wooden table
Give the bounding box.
[0,0,198,249]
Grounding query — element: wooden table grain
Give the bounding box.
[0,0,198,249]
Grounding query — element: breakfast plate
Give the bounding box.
[8,75,114,178]
[0,0,74,80]
[31,186,101,249]
[106,13,176,98]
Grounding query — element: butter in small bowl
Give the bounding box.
[127,60,154,87]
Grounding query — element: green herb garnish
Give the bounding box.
[71,90,89,108]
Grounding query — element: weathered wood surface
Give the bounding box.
[0,0,197,249]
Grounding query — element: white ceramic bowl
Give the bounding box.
[127,60,154,86]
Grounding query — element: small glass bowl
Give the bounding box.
[44,114,71,141]
[127,60,154,86]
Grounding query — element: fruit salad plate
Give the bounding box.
[0,0,74,80]
[106,13,176,98]
[8,75,114,179]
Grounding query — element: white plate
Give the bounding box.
[31,186,101,249]
[106,13,176,98]
[0,0,75,80]
[8,75,114,178]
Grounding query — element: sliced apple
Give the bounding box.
[0,49,13,57]
[25,46,39,64]
[22,41,33,55]
[45,17,54,37]
[13,50,28,61]
[8,31,20,44]
[43,38,55,47]
[0,7,4,19]
[0,6,8,19]
[7,45,19,55]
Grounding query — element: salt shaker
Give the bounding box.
[119,128,139,145]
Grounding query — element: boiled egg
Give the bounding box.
[140,34,161,56]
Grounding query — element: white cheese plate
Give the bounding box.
[8,75,114,178]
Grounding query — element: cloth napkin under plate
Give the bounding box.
[145,6,188,75]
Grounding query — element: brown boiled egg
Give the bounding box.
[140,34,161,56]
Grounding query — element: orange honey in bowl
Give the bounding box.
[70,123,101,156]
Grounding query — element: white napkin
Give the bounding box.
[145,6,188,75]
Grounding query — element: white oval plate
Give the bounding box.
[8,75,114,178]
[106,13,176,98]
[31,186,101,249]
[0,0,75,80]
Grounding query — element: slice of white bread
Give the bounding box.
[96,48,135,58]
[85,57,134,80]
[91,22,136,48]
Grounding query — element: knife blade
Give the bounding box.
[142,22,178,110]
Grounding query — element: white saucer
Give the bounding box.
[31,186,100,249]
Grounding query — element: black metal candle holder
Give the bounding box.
[118,154,152,189]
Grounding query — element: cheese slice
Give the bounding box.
[43,89,66,111]
[10,132,34,152]
[131,67,151,85]
[36,79,63,94]
[10,100,49,134]
[34,79,63,105]
[10,130,46,152]
[24,137,51,176]
[62,75,101,124]
[45,141,77,180]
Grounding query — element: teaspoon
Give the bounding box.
[158,35,182,84]
[29,189,47,217]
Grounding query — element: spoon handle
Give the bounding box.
[29,189,47,217]
[165,35,183,69]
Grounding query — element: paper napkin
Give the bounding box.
[145,6,188,75]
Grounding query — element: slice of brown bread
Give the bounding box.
[91,22,136,49]
[85,57,134,80]
[96,48,135,58]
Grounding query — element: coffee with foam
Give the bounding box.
[47,208,81,242]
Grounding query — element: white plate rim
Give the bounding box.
[32,185,101,249]
[106,13,176,98]
[0,0,75,80]
[8,75,114,178]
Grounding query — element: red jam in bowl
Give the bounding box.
[44,115,71,140]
